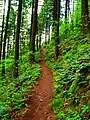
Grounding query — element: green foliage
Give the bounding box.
[65,110,81,120]
[38,0,53,34]
[0,57,14,76]
[0,51,40,119]
[81,105,89,115]
[34,50,41,63]
[45,35,90,119]
[60,0,82,40]
[24,50,41,63]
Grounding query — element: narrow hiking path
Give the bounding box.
[21,50,54,120]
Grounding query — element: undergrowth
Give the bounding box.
[45,35,90,120]
[0,51,41,120]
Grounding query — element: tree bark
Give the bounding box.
[53,0,60,59]
[2,0,11,75]
[36,35,38,51]
[39,34,41,49]
[30,0,38,53]
[7,37,10,58]
[81,0,88,34]
[0,0,6,62]
[65,0,70,22]
[14,0,22,78]
[65,0,68,21]
[30,0,34,46]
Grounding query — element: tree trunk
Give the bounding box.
[67,0,70,21]
[30,0,38,53]
[81,0,88,34]
[14,0,22,78]
[53,0,60,59]
[39,34,41,49]
[48,26,50,44]
[65,0,70,22]
[0,0,6,62]
[65,0,68,21]
[36,35,38,51]
[45,20,47,44]
[71,0,74,30]
[7,37,10,58]
[45,13,49,44]
[2,0,11,75]
[30,0,34,46]
[36,23,38,51]
[13,13,16,53]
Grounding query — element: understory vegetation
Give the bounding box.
[0,50,41,119]
[0,0,90,119]
[45,34,90,119]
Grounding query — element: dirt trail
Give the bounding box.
[22,50,54,120]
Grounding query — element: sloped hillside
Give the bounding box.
[45,35,90,119]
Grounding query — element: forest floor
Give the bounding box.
[17,50,54,120]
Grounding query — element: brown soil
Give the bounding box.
[17,50,54,120]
